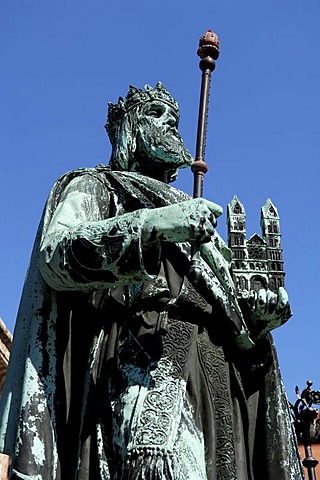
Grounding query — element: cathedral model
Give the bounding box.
[227,196,285,296]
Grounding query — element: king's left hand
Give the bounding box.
[241,287,292,342]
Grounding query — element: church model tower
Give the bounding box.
[227,195,285,296]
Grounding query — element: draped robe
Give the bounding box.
[0,166,304,479]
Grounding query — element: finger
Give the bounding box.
[197,219,214,243]
[256,289,267,315]
[275,287,293,325]
[247,290,256,311]
[194,198,222,218]
[266,290,278,314]
[196,209,217,242]
[276,287,289,311]
[206,201,223,218]
[208,212,217,228]
[276,287,290,318]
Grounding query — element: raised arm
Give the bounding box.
[39,173,223,292]
[39,174,158,291]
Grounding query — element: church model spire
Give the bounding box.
[227,196,285,296]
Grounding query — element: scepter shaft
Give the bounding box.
[191,30,220,199]
[193,68,212,198]
[189,30,220,283]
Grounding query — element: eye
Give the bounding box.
[146,105,165,118]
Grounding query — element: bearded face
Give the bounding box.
[133,100,193,183]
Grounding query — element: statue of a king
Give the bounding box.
[0,83,304,480]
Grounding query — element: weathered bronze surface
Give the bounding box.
[0,81,304,479]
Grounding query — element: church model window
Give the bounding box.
[248,247,265,259]
[234,203,242,214]
[268,223,279,234]
[239,276,248,290]
[233,235,244,246]
[269,277,276,290]
[250,276,266,292]
[269,206,276,216]
[234,249,245,260]
[269,251,278,260]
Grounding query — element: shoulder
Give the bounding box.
[51,164,111,195]
[44,165,113,215]
[54,164,111,188]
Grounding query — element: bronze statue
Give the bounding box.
[0,82,303,479]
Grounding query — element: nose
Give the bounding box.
[161,107,177,127]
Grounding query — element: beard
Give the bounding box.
[134,119,193,183]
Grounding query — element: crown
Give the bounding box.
[106,82,179,133]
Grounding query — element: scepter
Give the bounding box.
[189,30,220,282]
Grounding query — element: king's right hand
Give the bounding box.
[142,198,223,246]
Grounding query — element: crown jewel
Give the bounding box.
[106,82,179,132]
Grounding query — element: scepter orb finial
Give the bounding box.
[197,30,220,60]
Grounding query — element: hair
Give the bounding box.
[106,106,143,172]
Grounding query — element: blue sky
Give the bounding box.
[1,1,319,402]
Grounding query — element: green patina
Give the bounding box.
[0,83,303,479]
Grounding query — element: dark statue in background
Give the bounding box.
[0,83,304,479]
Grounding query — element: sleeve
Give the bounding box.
[39,174,161,291]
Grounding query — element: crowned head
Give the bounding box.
[106,82,179,133]
[105,82,192,183]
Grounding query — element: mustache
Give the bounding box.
[162,125,178,135]
[154,131,193,164]
[153,127,188,150]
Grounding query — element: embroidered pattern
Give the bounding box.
[197,332,237,479]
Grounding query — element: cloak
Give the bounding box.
[0,166,304,479]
